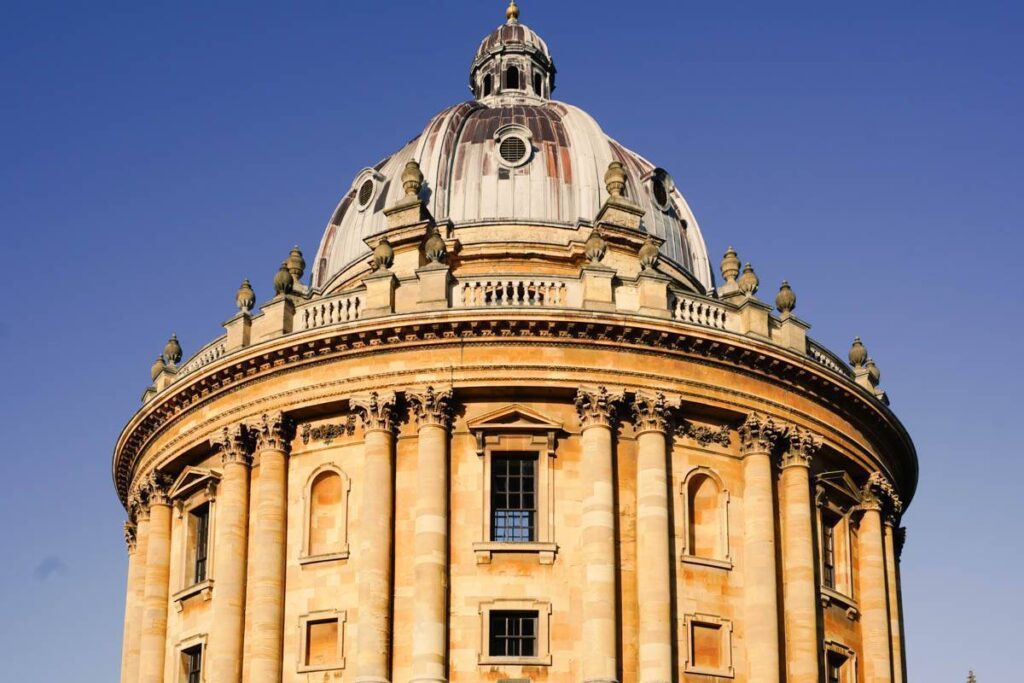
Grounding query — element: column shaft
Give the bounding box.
[581,423,619,683]
[884,525,906,683]
[858,507,892,683]
[209,457,251,683]
[780,463,819,683]
[121,514,149,683]
[635,429,672,683]
[411,421,449,683]
[356,427,396,683]
[138,500,172,683]
[248,447,289,683]
[742,450,781,683]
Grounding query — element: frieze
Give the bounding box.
[675,419,731,447]
[113,314,915,505]
[299,416,356,445]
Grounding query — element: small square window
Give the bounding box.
[683,613,734,678]
[488,610,537,658]
[297,609,346,673]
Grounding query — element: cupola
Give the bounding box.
[470,1,556,103]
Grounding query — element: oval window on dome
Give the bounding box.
[357,179,375,208]
[499,136,528,166]
[649,170,673,210]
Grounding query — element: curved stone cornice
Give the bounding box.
[213,423,253,466]
[251,411,294,453]
[631,391,671,434]
[113,311,917,507]
[351,391,399,434]
[781,427,822,469]
[574,386,623,430]
[408,386,454,430]
[737,412,780,455]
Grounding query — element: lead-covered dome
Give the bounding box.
[312,4,712,292]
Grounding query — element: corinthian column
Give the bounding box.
[884,518,905,683]
[409,387,454,683]
[780,428,821,683]
[631,392,673,683]
[738,413,781,683]
[352,392,398,683]
[208,424,253,683]
[574,387,622,683]
[859,473,894,683]
[138,472,174,683]
[122,489,149,683]
[248,412,294,683]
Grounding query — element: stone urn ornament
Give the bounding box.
[236,278,255,313]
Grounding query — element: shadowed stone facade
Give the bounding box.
[115,4,915,683]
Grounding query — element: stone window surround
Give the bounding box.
[174,632,208,683]
[824,640,858,683]
[678,465,733,570]
[682,612,735,678]
[477,599,553,666]
[298,463,352,566]
[816,471,864,618]
[468,404,561,565]
[169,468,220,609]
[297,609,347,674]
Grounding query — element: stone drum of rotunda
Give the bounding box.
[113,4,916,683]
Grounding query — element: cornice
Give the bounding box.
[112,310,917,507]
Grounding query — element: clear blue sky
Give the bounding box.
[1,1,1020,680]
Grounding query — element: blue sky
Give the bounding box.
[1,1,1020,680]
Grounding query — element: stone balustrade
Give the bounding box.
[147,269,869,402]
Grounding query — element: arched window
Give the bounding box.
[533,72,542,95]
[302,466,351,563]
[505,65,520,90]
[681,468,731,567]
[483,73,493,97]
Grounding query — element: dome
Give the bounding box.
[312,5,713,292]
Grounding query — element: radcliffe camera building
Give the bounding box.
[114,4,916,683]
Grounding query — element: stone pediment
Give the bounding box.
[816,470,863,507]
[465,404,563,433]
[168,466,221,502]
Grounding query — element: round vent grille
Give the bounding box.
[499,136,528,165]
[357,179,375,207]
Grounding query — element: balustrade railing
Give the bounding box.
[176,338,228,379]
[456,277,576,308]
[808,339,854,378]
[297,291,363,330]
[670,292,732,331]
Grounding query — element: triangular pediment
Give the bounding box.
[466,404,563,432]
[816,470,863,506]
[169,466,221,501]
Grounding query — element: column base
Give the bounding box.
[409,677,447,683]
[584,679,620,683]
[355,678,391,683]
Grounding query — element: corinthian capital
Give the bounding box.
[408,386,453,430]
[124,520,137,553]
[144,471,174,507]
[127,486,148,522]
[781,427,821,468]
[575,386,623,430]
[863,471,903,519]
[738,412,780,455]
[251,411,295,453]
[213,423,253,466]
[631,391,671,434]
[352,391,399,433]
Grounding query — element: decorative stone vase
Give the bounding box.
[236,278,256,313]
[604,162,627,198]
[775,280,796,314]
[720,247,740,284]
[373,239,395,271]
[849,337,868,367]
[402,160,424,198]
[286,246,305,282]
[584,231,607,264]
[639,237,660,271]
[424,229,447,264]
[273,262,294,295]
[738,263,759,296]
[163,335,182,365]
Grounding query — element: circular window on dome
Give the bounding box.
[357,179,375,208]
[494,124,534,168]
[649,169,674,210]
[500,136,528,164]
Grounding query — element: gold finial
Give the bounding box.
[506,0,520,23]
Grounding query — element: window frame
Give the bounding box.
[468,404,561,564]
[815,473,863,617]
[297,609,347,674]
[823,641,857,683]
[174,634,207,683]
[168,468,220,609]
[299,464,352,566]
[679,466,733,570]
[478,599,552,666]
[490,451,538,543]
[682,613,735,678]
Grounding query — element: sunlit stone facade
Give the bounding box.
[114,4,916,683]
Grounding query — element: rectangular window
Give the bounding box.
[305,618,339,668]
[182,645,202,683]
[488,610,537,658]
[490,453,536,542]
[822,519,836,589]
[190,504,210,584]
[827,651,846,683]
